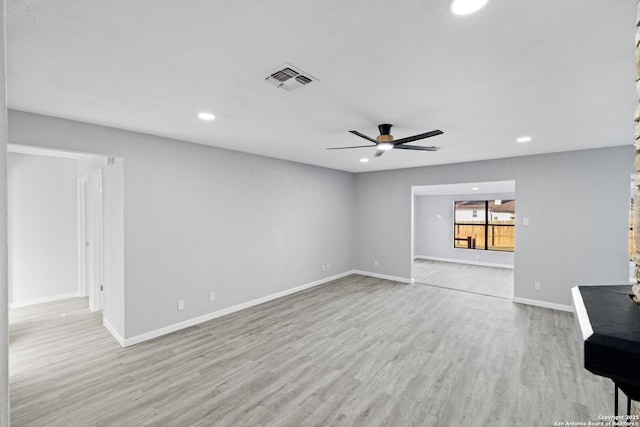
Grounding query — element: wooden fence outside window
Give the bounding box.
[454,220,515,252]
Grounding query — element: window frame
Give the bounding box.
[453,200,515,252]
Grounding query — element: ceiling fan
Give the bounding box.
[327,124,443,157]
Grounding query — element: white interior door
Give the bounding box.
[88,168,104,312]
[77,175,89,297]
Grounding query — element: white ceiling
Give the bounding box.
[6,1,636,173]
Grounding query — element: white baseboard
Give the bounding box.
[512,297,572,312]
[414,255,514,270]
[352,270,412,284]
[9,292,80,309]
[103,318,125,347]
[121,271,354,347]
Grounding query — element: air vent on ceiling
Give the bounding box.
[270,67,298,82]
[295,75,312,85]
[265,63,318,91]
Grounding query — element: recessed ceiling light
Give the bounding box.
[198,112,215,121]
[360,158,369,163]
[516,136,532,143]
[451,0,489,15]
[378,143,393,151]
[472,187,479,191]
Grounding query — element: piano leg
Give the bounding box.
[615,382,634,417]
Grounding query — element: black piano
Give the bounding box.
[571,285,640,414]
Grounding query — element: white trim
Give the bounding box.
[512,297,572,312]
[352,270,412,284]
[570,286,593,345]
[9,292,80,309]
[103,318,125,347]
[414,255,514,270]
[121,271,354,347]
[88,168,104,312]
[8,144,88,159]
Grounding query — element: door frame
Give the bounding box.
[77,175,89,297]
[79,168,104,312]
[89,168,104,312]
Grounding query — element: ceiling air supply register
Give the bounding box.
[265,63,318,91]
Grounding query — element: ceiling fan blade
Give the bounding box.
[326,145,375,150]
[374,149,386,157]
[394,144,440,151]
[393,130,444,145]
[349,130,379,144]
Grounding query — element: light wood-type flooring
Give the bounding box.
[413,258,514,299]
[10,274,612,426]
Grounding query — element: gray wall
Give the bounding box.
[414,192,515,267]
[356,147,633,306]
[8,153,79,305]
[8,110,356,339]
[6,110,633,323]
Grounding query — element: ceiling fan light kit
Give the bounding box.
[327,123,443,158]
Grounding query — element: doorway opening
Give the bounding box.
[411,180,516,299]
[7,145,123,330]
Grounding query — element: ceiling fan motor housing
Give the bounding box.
[377,123,393,142]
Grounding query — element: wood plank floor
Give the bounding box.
[413,259,514,299]
[9,274,612,426]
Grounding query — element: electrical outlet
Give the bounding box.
[322,265,326,271]
[178,299,185,310]
[326,264,330,269]
[534,282,541,291]
[374,260,379,267]
[209,292,215,302]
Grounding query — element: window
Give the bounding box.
[454,200,515,252]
